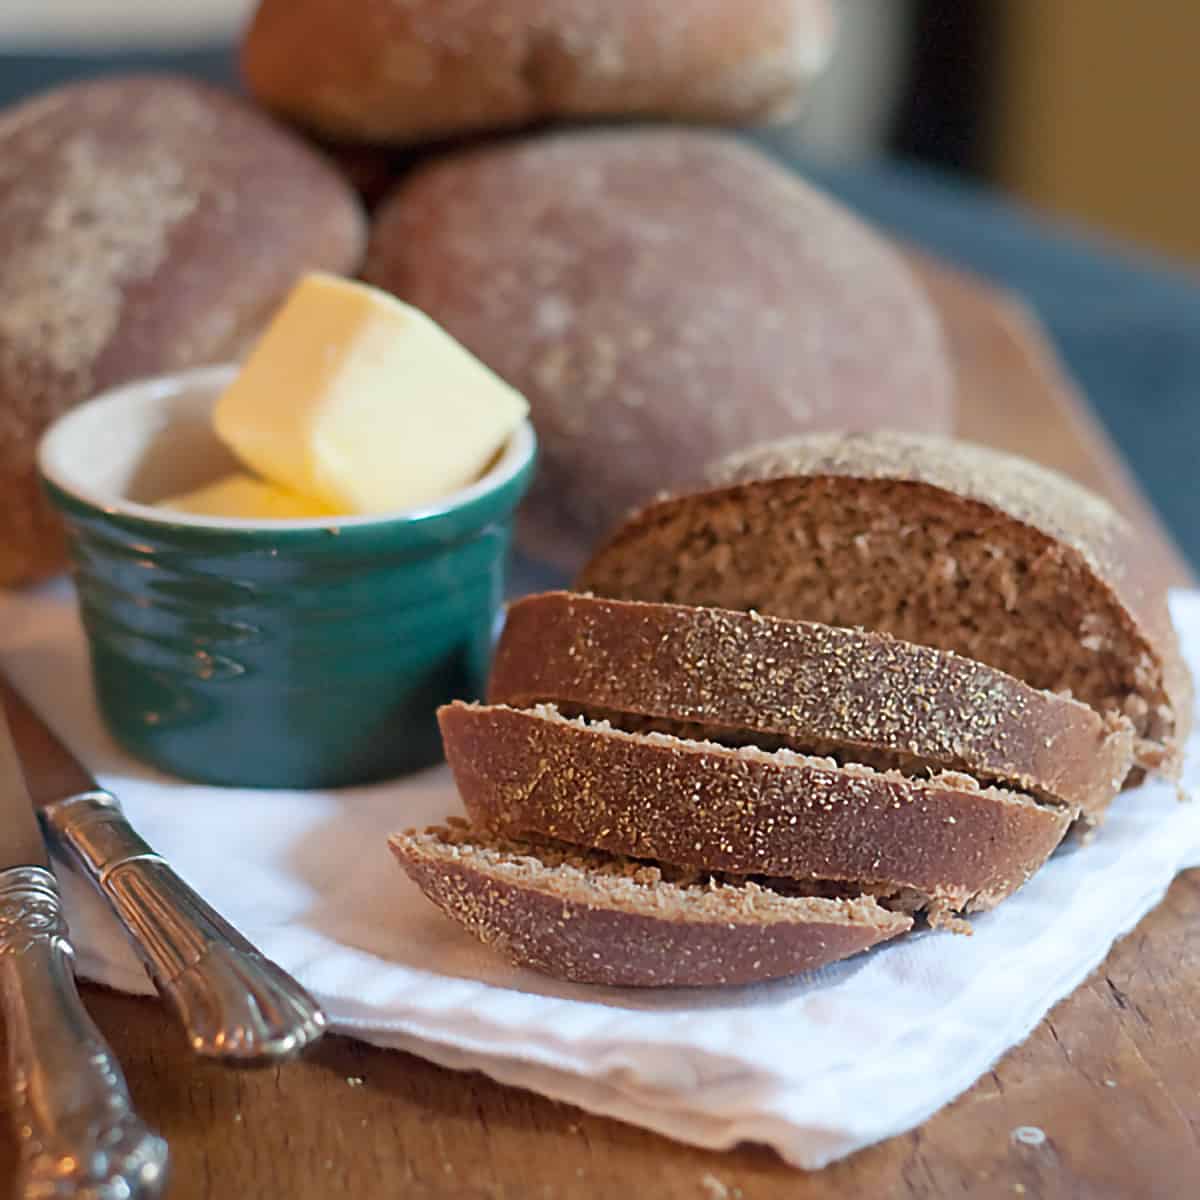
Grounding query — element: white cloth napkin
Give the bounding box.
[1,583,1198,1170]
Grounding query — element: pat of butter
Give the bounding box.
[157,474,337,520]
[213,273,529,513]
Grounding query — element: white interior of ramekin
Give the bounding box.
[38,364,536,530]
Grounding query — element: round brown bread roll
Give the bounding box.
[0,75,367,585]
[242,0,836,146]
[365,129,955,570]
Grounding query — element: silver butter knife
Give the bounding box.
[1,682,327,1067]
[0,706,168,1199]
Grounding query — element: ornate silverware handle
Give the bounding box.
[42,792,326,1066]
[0,865,168,1199]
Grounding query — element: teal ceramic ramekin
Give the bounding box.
[38,365,536,788]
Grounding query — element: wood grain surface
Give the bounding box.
[1,255,1196,1198]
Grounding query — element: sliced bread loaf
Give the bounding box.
[389,823,910,987]
[491,592,1133,819]
[577,432,1192,778]
[438,702,1074,923]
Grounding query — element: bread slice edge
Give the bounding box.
[389,824,911,988]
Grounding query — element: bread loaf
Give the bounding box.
[364,130,954,570]
[491,592,1133,819]
[578,432,1193,779]
[398,436,1187,983]
[389,823,910,988]
[439,702,1073,923]
[0,75,367,585]
[243,0,836,145]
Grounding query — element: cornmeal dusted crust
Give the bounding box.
[0,74,366,584]
[243,0,835,145]
[579,432,1192,778]
[490,592,1134,820]
[438,702,1074,920]
[389,824,909,988]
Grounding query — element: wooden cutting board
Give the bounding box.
[1,254,1195,1199]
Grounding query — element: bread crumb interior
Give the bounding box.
[580,478,1170,756]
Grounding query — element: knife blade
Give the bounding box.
[0,708,48,871]
[1,678,327,1066]
[0,707,168,1198]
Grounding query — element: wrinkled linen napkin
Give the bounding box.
[0,582,1196,1170]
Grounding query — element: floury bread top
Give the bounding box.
[365,129,954,570]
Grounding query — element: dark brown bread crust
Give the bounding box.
[578,432,1192,776]
[389,827,909,987]
[438,703,1073,917]
[243,0,835,145]
[364,130,953,570]
[0,74,367,585]
[490,592,1133,819]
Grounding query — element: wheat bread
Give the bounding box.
[438,702,1074,922]
[389,823,910,987]
[364,130,954,570]
[0,74,367,585]
[243,0,836,146]
[578,432,1192,778]
[491,592,1134,820]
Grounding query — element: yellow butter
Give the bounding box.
[156,473,337,520]
[213,273,529,513]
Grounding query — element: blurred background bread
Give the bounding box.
[365,128,954,569]
[242,0,835,146]
[0,74,366,585]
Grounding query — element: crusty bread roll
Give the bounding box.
[365,130,955,570]
[578,432,1194,779]
[389,823,909,988]
[0,75,367,585]
[242,0,836,145]
[490,592,1134,820]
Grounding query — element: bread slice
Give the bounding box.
[388,823,911,987]
[438,702,1074,922]
[491,592,1133,820]
[577,432,1192,779]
